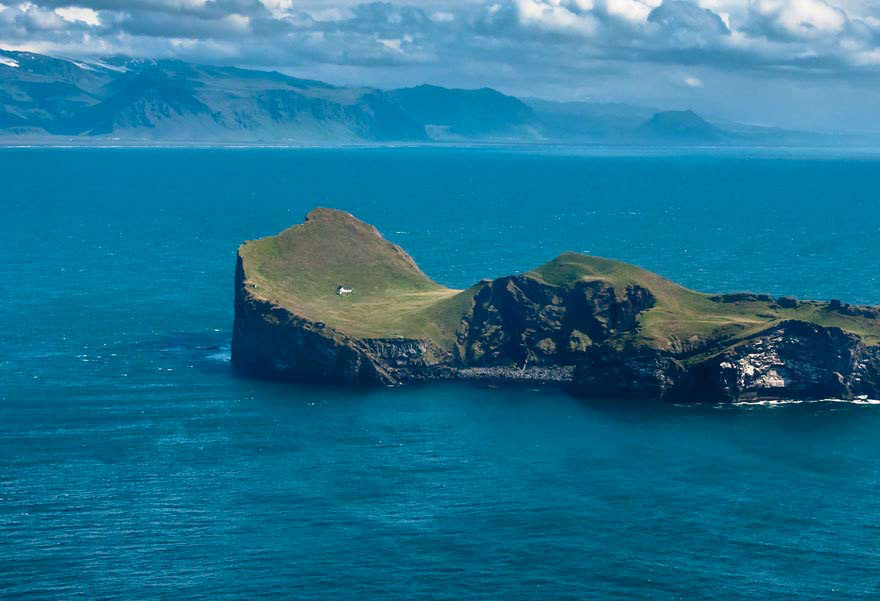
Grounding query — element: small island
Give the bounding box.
[232,208,880,402]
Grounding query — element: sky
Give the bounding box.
[2,0,880,131]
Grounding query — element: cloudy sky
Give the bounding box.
[2,0,880,131]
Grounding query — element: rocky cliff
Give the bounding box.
[232,209,880,402]
[571,321,880,402]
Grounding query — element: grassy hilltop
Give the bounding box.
[531,252,880,349]
[238,209,880,353]
[238,208,474,344]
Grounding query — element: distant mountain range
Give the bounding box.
[0,49,867,146]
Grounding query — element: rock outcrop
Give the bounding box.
[457,275,655,367]
[232,209,880,402]
[672,321,880,402]
[571,321,880,402]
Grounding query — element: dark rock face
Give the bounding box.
[826,300,880,319]
[673,321,880,402]
[709,292,774,303]
[572,345,684,400]
[776,296,800,309]
[570,321,880,402]
[457,276,655,367]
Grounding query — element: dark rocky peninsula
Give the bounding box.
[232,209,880,402]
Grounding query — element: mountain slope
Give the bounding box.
[0,50,431,142]
[525,98,657,140]
[60,67,216,135]
[636,110,726,142]
[389,84,539,139]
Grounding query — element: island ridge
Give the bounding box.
[232,208,880,402]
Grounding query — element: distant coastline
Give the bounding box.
[5,143,880,163]
[3,48,877,148]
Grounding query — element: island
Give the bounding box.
[232,209,880,402]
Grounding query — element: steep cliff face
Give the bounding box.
[232,209,880,401]
[232,254,449,385]
[457,276,654,367]
[571,321,880,402]
[571,346,684,400]
[673,321,880,402]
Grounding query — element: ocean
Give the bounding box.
[3,147,880,599]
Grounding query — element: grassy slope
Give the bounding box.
[240,212,880,351]
[238,208,474,343]
[529,252,880,349]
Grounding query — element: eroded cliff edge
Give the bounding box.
[232,208,880,402]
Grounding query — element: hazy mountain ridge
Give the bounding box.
[636,110,726,141]
[0,49,864,145]
[389,85,540,140]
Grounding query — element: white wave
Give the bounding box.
[0,56,19,68]
[732,397,880,407]
[206,350,232,363]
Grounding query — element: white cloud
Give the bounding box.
[259,0,293,18]
[514,0,599,36]
[683,74,703,87]
[55,6,100,26]
[602,0,658,23]
[222,13,250,32]
[750,0,848,39]
[431,11,455,22]
[378,37,402,51]
[22,4,66,30]
[853,47,880,64]
[310,8,352,21]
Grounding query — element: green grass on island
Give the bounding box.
[238,208,475,344]
[239,209,880,350]
[529,252,880,349]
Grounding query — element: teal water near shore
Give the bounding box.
[3,147,880,599]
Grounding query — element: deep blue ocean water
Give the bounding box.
[3,147,880,600]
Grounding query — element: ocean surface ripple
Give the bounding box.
[2,147,880,600]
